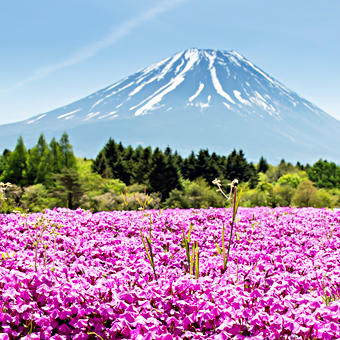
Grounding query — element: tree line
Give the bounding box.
[91,138,259,200]
[1,134,340,212]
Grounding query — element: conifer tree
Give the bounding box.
[248,162,259,189]
[148,147,180,200]
[92,151,108,175]
[49,137,63,173]
[53,168,84,209]
[0,149,11,177]
[27,134,52,185]
[132,146,152,184]
[59,132,76,168]
[258,156,269,173]
[225,149,250,182]
[0,136,28,186]
[181,151,197,181]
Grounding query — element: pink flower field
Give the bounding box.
[1,207,340,339]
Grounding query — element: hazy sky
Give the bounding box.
[1,0,339,124]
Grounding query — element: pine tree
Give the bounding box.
[258,156,269,173]
[59,132,76,168]
[0,136,28,186]
[132,146,152,184]
[49,137,63,173]
[248,162,259,189]
[92,150,109,175]
[27,134,52,185]
[0,149,11,177]
[148,148,180,200]
[225,149,250,182]
[53,168,84,209]
[181,151,197,181]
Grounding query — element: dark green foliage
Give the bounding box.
[132,146,152,184]
[92,138,132,185]
[52,168,84,209]
[225,149,251,182]
[181,151,197,181]
[258,156,269,173]
[27,134,52,185]
[148,148,180,200]
[3,133,340,211]
[0,149,11,177]
[308,159,340,188]
[59,132,76,169]
[0,136,28,186]
[248,162,259,189]
[49,137,64,173]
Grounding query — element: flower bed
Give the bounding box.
[1,207,340,339]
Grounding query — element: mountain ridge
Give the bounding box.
[0,48,339,164]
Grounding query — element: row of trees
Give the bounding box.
[92,138,260,200]
[0,133,82,210]
[1,134,340,212]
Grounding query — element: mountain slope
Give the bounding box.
[1,48,339,163]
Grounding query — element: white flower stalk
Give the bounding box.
[212,178,238,203]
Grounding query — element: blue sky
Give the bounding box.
[1,0,339,124]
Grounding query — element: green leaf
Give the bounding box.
[121,191,128,205]
[233,187,243,221]
[215,242,222,255]
[140,229,151,262]
[195,245,199,279]
[187,223,194,243]
[135,194,142,206]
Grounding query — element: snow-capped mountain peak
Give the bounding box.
[0,48,339,163]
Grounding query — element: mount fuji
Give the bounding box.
[1,48,340,164]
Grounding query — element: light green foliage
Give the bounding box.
[316,189,337,208]
[165,178,224,209]
[21,184,56,212]
[273,184,296,207]
[52,168,84,209]
[265,160,298,183]
[278,173,302,189]
[77,157,125,195]
[292,180,320,207]
[257,181,273,192]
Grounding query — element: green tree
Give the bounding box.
[27,134,52,185]
[49,137,63,173]
[248,162,259,189]
[59,132,76,168]
[132,146,152,184]
[21,184,55,212]
[308,159,340,188]
[291,180,319,207]
[53,168,84,209]
[258,156,269,173]
[148,148,180,200]
[224,149,250,182]
[181,151,197,181]
[278,173,302,189]
[0,136,28,186]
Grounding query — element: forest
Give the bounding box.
[1,133,339,213]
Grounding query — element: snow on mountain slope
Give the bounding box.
[0,48,339,163]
